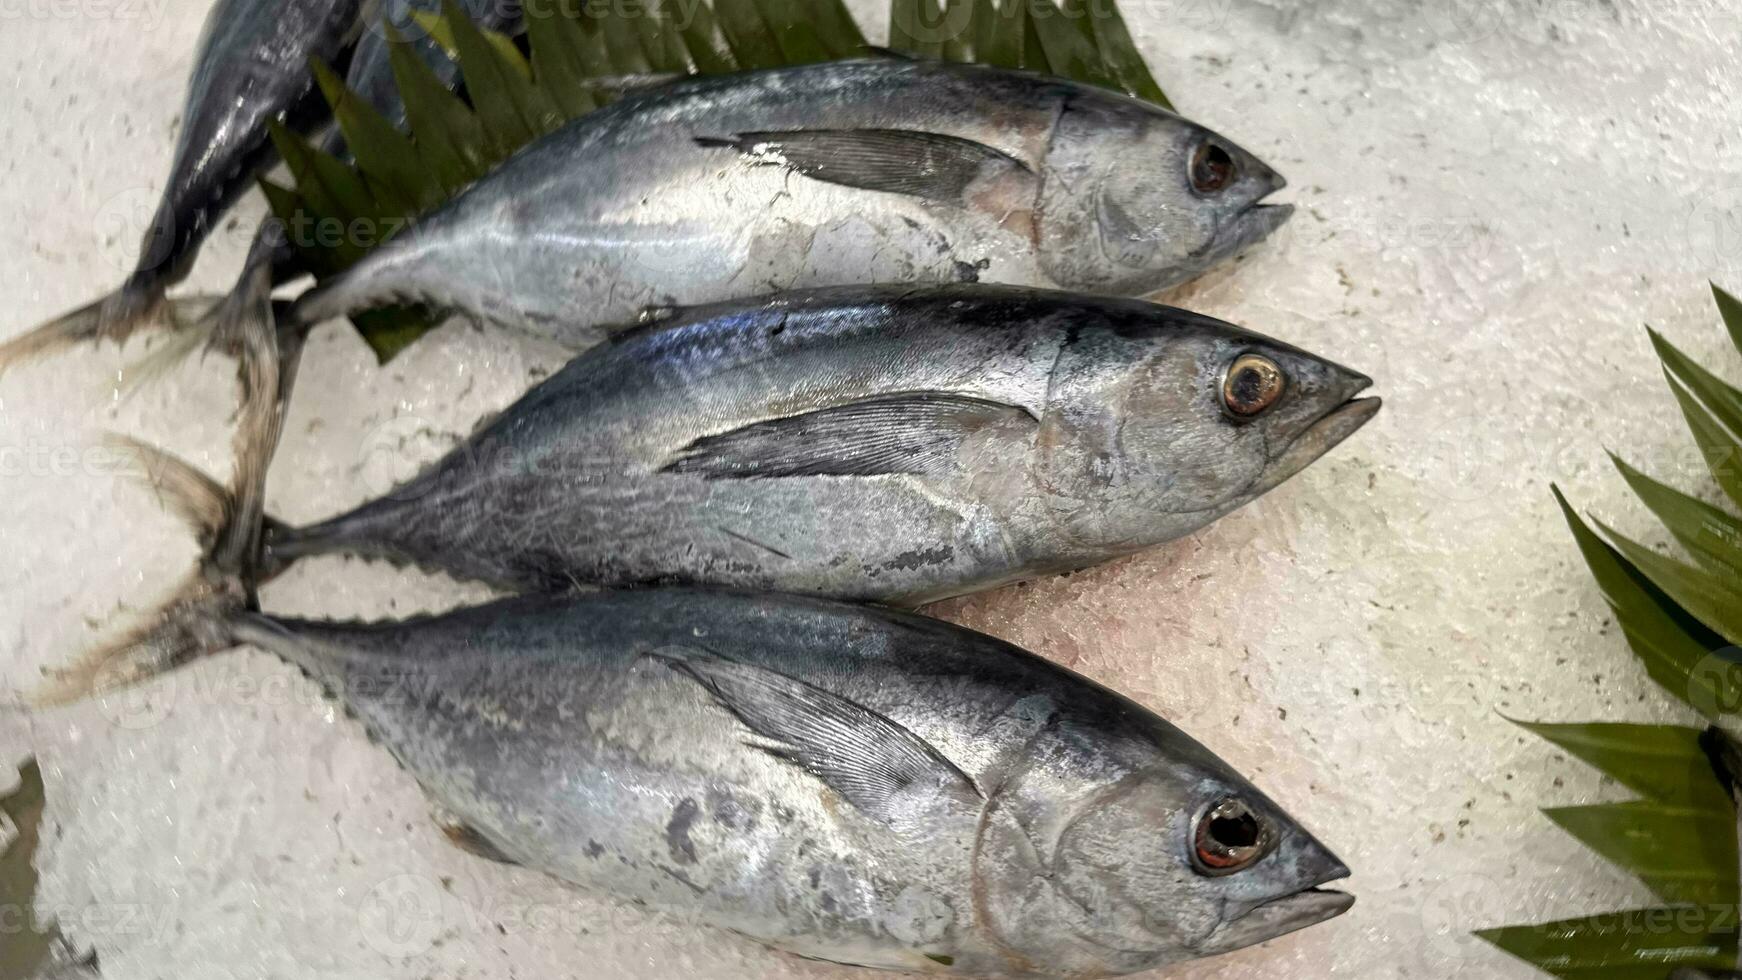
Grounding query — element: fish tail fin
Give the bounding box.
[115,234,303,396]
[32,281,290,708]
[30,567,246,708]
[31,438,251,708]
[0,283,226,378]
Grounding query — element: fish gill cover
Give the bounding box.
[1477,285,1742,978]
[263,0,1175,361]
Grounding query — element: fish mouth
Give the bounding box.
[1237,201,1296,243]
[1192,199,1294,273]
[1274,394,1383,465]
[1197,886,1355,957]
[1250,383,1382,497]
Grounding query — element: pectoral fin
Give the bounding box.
[649,649,982,826]
[697,129,1034,204]
[440,821,520,866]
[660,392,1035,479]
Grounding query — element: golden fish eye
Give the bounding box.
[1223,354,1286,418]
[1190,141,1237,195]
[1193,797,1271,875]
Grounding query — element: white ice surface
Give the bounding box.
[2,0,1742,977]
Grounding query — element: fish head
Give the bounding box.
[1049,761,1353,967]
[1036,309,1378,551]
[1037,95,1292,296]
[970,717,1351,975]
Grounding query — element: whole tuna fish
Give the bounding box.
[263,285,1378,604]
[2,53,1288,379]
[277,56,1292,350]
[0,0,367,368]
[41,460,1353,976]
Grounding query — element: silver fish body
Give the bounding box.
[269,285,1378,603]
[288,58,1293,348]
[119,0,365,316]
[233,588,1353,976]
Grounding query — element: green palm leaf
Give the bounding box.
[713,0,790,68]
[1491,724,1741,975]
[386,26,494,190]
[1611,454,1742,579]
[430,2,559,153]
[1545,800,1737,907]
[1650,329,1742,451]
[1511,722,1732,806]
[1659,375,1742,511]
[1554,487,1738,718]
[525,12,602,120]
[1595,517,1742,647]
[1035,0,1120,92]
[1715,284,1742,357]
[265,0,1173,361]
[890,0,943,58]
[981,0,1029,67]
[1076,0,1170,109]
[311,59,441,214]
[1493,292,1742,976]
[1513,722,1738,913]
[751,0,836,63]
[675,2,741,74]
[1477,908,1739,980]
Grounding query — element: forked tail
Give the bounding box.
[32,284,289,707]
[0,281,224,378]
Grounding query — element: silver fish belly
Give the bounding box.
[232,588,1353,977]
[266,285,1378,603]
[287,58,1292,349]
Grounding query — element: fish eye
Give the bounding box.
[1223,354,1286,418]
[1193,797,1271,875]
[1189,140,1237,195]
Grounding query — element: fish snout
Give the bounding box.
[1197,830,1354,957]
